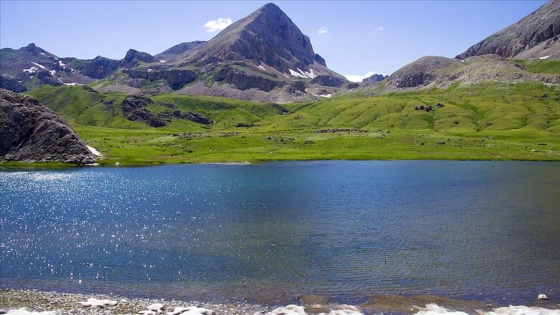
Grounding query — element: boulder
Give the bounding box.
[0,89,97,164]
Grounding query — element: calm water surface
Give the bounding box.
[1,161,559,305]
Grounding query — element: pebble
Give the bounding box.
[0,290,271,315]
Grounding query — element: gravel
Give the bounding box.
[0,289,272,315]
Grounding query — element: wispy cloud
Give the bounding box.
[344,71,377,83]
[204,18,232,32]
[373,26,385,33]
[318,26,328,35]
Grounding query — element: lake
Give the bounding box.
[1,161,559,305]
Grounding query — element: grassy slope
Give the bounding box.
[24,82,560,165]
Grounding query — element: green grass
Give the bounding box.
[17,82,560,166]
[511,59,560,74]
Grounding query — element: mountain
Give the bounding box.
[104,2,348,102]
[371,54,559,92]
[0,43,95,91]
[0,3,348,102]
[0,88,97,164]
[456,0,560,60]
[1,3,347,103]
[356,0,560,94]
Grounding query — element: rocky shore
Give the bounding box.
[0,289,271,315]
[1,289,559,315]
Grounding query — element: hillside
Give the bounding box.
[363,55,560,93]
[20,82,560,165]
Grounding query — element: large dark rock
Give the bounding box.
[37,71,63,86]
[0,75,27,93]
[0,89,97,164]
[310,75,345,87]
[121,95,166,127]
[80,56,120,79]
[123,68,198,90]
[362,74,388,83]
[214,66,279,92]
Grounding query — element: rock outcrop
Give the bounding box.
[79,56,121,79]
[213,66,279,92]
[121,95,213,127]
[0,75,27,92]
[310,75,346,87]
[123,68,198,90]
[362,74,388,83]
[0,89,97,164]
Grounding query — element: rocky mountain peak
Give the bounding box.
[191,2,322,73]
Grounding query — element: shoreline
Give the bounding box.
[2,289,559,315]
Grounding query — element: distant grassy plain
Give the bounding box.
[25,81,560,166]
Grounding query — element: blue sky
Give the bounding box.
[0,0,548,81]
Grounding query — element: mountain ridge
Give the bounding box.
[1,1,559,102]
[456,0,560,60]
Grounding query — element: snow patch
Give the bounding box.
[266,304,362,315]
[58,60,66,67]
[259,65,266,70]
[31,62,46,69]
[483,306,560,315]
[289,69,307,78]
[23,66,38,74]
[414,304,560,315]
[39,52,46,56]
[160,60,166,63]
[87,145,103,157]
[297,68,316,79]
[539,56,550,60]
[415,304,468,315]
[288,68,316,79]
[5,309,55,315]
[49,70,56,76]
[64,82,81,86]
[320,94,332,98]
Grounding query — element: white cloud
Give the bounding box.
[318,26,328,35]
[373,26,385,33]
[204,18,232,32]
[344,71,377,83]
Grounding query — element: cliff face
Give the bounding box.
[456,0,560,59]
[0,89,97,164]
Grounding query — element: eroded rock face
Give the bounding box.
[310,75,345,87]
[456,0,560,59]
[214,66,279,92]
[0,89,97,164]
[123,69,198,90]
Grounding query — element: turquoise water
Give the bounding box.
[1,161,559,305]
